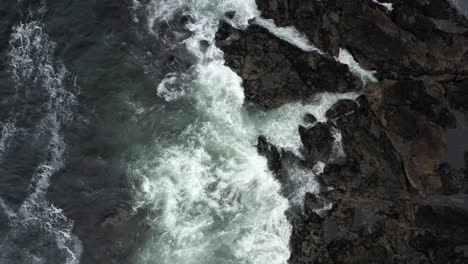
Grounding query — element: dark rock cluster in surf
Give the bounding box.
[217,0,468,263]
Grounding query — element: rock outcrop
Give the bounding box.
[215,21,361,109]
[256,0,468,79]
[217,0,468,263]
[366,80,455,194]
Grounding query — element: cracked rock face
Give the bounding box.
[217,0,468,262]
[215,21,361,110]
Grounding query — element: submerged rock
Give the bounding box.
[224,11,236,20]
[303,113,317,124]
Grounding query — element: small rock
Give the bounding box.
[225,11,236,19]
[326,99,359,119]
[257,136,282,177]
[303,113,317,123]
[199,40,210,52]
[299,123,333,162]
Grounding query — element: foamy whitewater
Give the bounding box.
[0,3,82,263]
[254,18,322,53]
[130,1,358,263]
[372,0,394,12]
[337,48,377,85]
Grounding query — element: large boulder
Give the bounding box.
[215,21,361,109]
[366,80,455,194]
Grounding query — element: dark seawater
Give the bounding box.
[0,0,234,263]
[0,0,359,263]
[0,0,174,263]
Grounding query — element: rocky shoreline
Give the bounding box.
[1,0,467,263]
[217,0,468,263]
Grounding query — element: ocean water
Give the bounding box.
[0,1,82,263]
[0,0,363,263]
[129,1,358,264]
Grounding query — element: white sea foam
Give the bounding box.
[372,0,394,12]
[254,17,322,53]
[0,16,82,264]
[134,1,293,264]
[448,0,468,19]
[133,1,361,263]
[0,122,17,159]
[337,48,377,85]
[252,92,359,154]
[251,92,358,213]
[157,73,188,101]
[330,127,346,160]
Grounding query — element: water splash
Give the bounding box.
[254,17,322,53]
[132,1,361,263]
[372,0,394,12]
[337,48,377,85]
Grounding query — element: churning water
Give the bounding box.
[129,1,357,264]
[1,0,363,263]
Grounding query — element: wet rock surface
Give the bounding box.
[256,0,468,79]
[218,0,468,263]
[215,21,361,109]
[299,123,333,163]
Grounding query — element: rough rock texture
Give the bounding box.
[299,123,334,163]
[218,0,468,263]
[257,135,283,177]
[289,96,414,263]
[325,99,359,120]
[256,0,468,79]
[215,21,361,109]
[290,97,468,264]
[366,80,455,194]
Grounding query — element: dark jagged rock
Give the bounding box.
[438,163,468,195]
[412,193,468,263]
[291,96,468,264]
[325,99,359,119]
[290,96,416,264]
[256,0,468,79]
[215,20,237,44]
[446,79,468,112]
[224,11,236,19]
[256,135,282,177]
[218,0,468,263]
[366,79,455,194]
[299,123,334,162]
[303,113,317,124]
[215,21,361,109]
